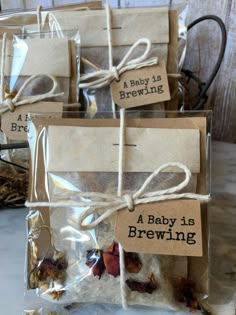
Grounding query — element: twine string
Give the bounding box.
[116,108,127,309]
[25,162,210,222]
[0,32,64,114]
[0,73,64,114]
[79,37,158,90]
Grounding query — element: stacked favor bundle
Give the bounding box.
[0,1,214,315]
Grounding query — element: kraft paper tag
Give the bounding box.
[111,61,170,108]
[1,102,63,141]
[115,200,202,257]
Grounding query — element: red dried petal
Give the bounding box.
[103,242,120,277]
[125,252,142,273]
[126,273,158,294]
[126,279,147,293]
[55,256,68,270]
[103,252,120,277]
[146,273,158,293]
[86,249,105,279]
[38,259,57,280]
[173,277,199,311]
[106,241,119,255]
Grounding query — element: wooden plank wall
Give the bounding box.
[0,0,235,142]
[185,0,236,143]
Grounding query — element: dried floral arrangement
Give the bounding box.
[0,167,28,207]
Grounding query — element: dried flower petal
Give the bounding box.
[53,250,66,262]
[173,277,199,311]
[126,279,147,293]
[38,259,59,280]
[29,268,39,289]
[126,273,158,294]
[29,254,67,291]
[125,252,142,273]
[32,242,38,262]
[103,242,120,277]
[55,255,68,271]
[86,249,105,279]
[38,281,49,292]
[146,273,158,293]
[49,289,65,300]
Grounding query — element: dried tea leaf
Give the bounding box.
[125,252,142,273]
[103,241,120,277]
[86,249,105,279]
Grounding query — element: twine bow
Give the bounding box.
[0,74,64,114]
[78,162,210,230]
[79,38,158,89]
[25,162,210,230]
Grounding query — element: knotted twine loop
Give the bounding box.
[25,161,211,230]
[79,37,158,90]
[0,32,64,114]
[76,161,210,231]
[123,194,134,211]
[4,98,15,112]
[0,74,64,114]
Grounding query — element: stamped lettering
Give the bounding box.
[111,61,170,108]
[115,200,202,257]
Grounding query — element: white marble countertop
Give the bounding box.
[1,141,236,315]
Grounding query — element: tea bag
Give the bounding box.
[25,112,209,313]
[0,0,102,11]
